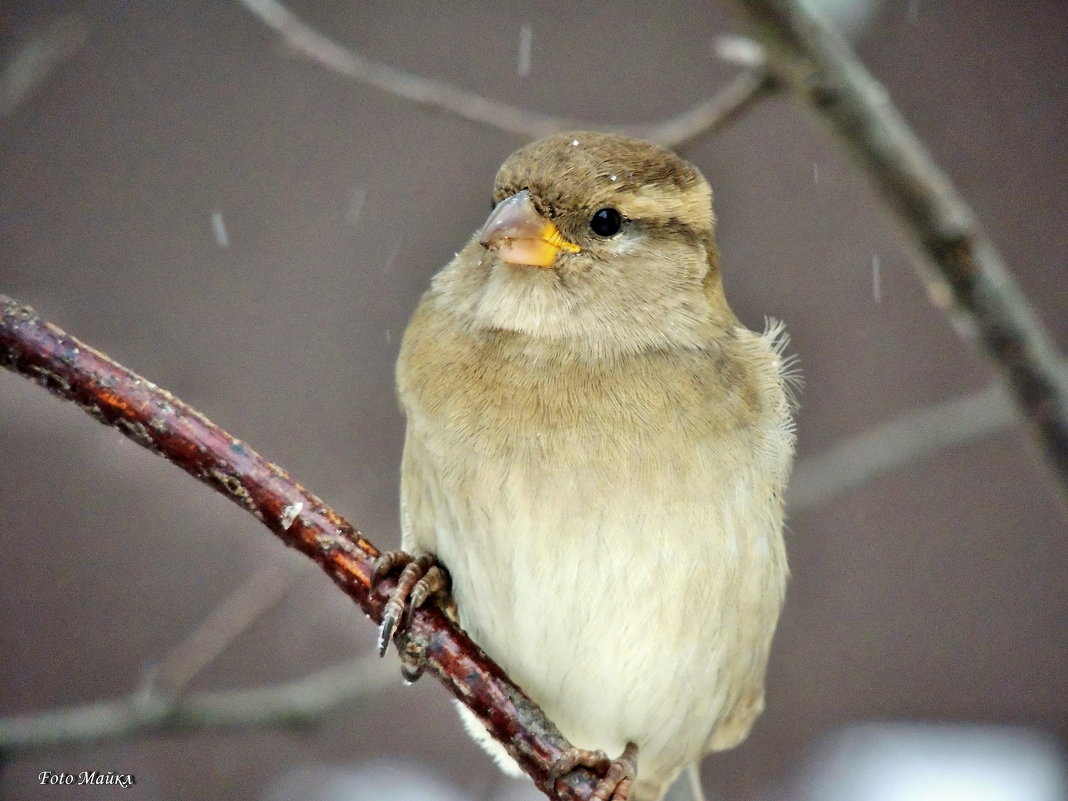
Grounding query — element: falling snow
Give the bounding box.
[345,186,367,227]
[517,23,532,77]
[871,254,882,303]
[381,241,403,274]
[211,211,229,248]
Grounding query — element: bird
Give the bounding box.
[376,131,796,801]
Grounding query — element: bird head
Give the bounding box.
[434,131,736,357]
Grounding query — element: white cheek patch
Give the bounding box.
[611,229,648,256]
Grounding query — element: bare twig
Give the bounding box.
[236,0,772,148]
[789,383,1016,510]
[0,14,86,118]
[0,295,602,800]
[147,558,296,697]
[726,0,1068,500]
[640,67,775,149]
[0,653,395,755]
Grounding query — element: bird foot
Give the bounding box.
[551,742,638,801]
[371,551,450,670]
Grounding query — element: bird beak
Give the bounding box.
[479,190,581,267]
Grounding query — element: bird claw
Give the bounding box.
[372,551,449,658]
[550,742,638,801]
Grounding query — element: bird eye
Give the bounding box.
[589,208,623,237]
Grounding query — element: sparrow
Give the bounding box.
[377,131,796,801]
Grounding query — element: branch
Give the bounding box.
[789,383,1016,511]
[726,0,1068,501]
[236,0,773,148]
[0,653,395,755]
[641,67,774,150]
[0,14,86,118]
[147,558,296,697]
[0,295,600,800]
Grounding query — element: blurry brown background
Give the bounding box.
[1,1,1065,800]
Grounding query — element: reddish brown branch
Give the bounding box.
[0,294,597,799]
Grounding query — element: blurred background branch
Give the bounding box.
[0,651,396,756]
[237,0,774,149]
[145,558,297,697]
[0,14,86,118]
[726,0,1068,502]
[789,382,1015,510]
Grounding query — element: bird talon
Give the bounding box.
[370,552,450,657]
[550,748,610,785]
[408,580,429,614]
[377,608,399,656]
[371,550,411,585]
[407,565,448,623]
[552,743,638,801]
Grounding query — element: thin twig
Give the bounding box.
[0,14,87,118]
[639,67,775,149]
[147,558,296,697]
[236,0,771,148]
[0,653,401,760]
[0,295,601,800]
[0,653,395,755]
[726,0,1068,501]
[789,383,1016,510]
